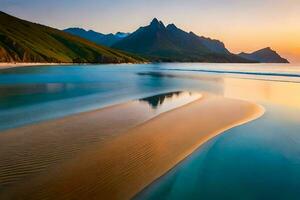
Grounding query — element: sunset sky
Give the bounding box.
[1,0,299,63]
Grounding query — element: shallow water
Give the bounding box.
[133,65,300,200]
[0,64,207,130]
[135,104,300,200]
[1,63,300,199]
[0,63,299,131]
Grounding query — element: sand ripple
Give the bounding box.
[0,94,264,200]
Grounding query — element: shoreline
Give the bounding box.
[2,94,264,199]
[0,62,291,70]
[0,61,150,70]
[0,62,72,69]
[0,93,202,192]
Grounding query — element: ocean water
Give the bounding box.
[1,63,299,131]
[135,104,300,200]
[1,63,300,199]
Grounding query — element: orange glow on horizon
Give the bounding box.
[2,0,300,63]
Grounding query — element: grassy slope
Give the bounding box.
[0,11,145,63]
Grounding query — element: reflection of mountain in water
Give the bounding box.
[140,91,183,109]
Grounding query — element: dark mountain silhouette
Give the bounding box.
[64,28,129,46]
[239,47,289,63]
[140,91,182,109]
[0,11,144,63]
[112,18,251,63]
[1,12,289,64]
[60,19,290,64]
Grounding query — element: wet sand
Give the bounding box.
[0,94,264,200]
[0,101,165,190]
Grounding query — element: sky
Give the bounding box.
[1,0,300,63]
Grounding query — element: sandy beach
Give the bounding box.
[0,94,264,200]
[0,63,71,70]
[0,62,146,70]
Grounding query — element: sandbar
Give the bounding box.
[0,94,264,200]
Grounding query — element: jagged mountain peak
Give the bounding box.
[112,18,247,62]
[149,18,165,29]
[166,23,178,30]
[151,18,159,24]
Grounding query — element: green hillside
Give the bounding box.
[0,11,145,63]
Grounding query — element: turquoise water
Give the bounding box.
[1,63,300,199]
[135,104,300,200]
[1,63,300,130]
[0,64,222,130]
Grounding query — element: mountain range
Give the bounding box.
[0,11,144,63]
[65,18,288,63]
[0,11,289,64]
[64,28,129,47]
[112,19,248,62]
[238,47,289,63]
